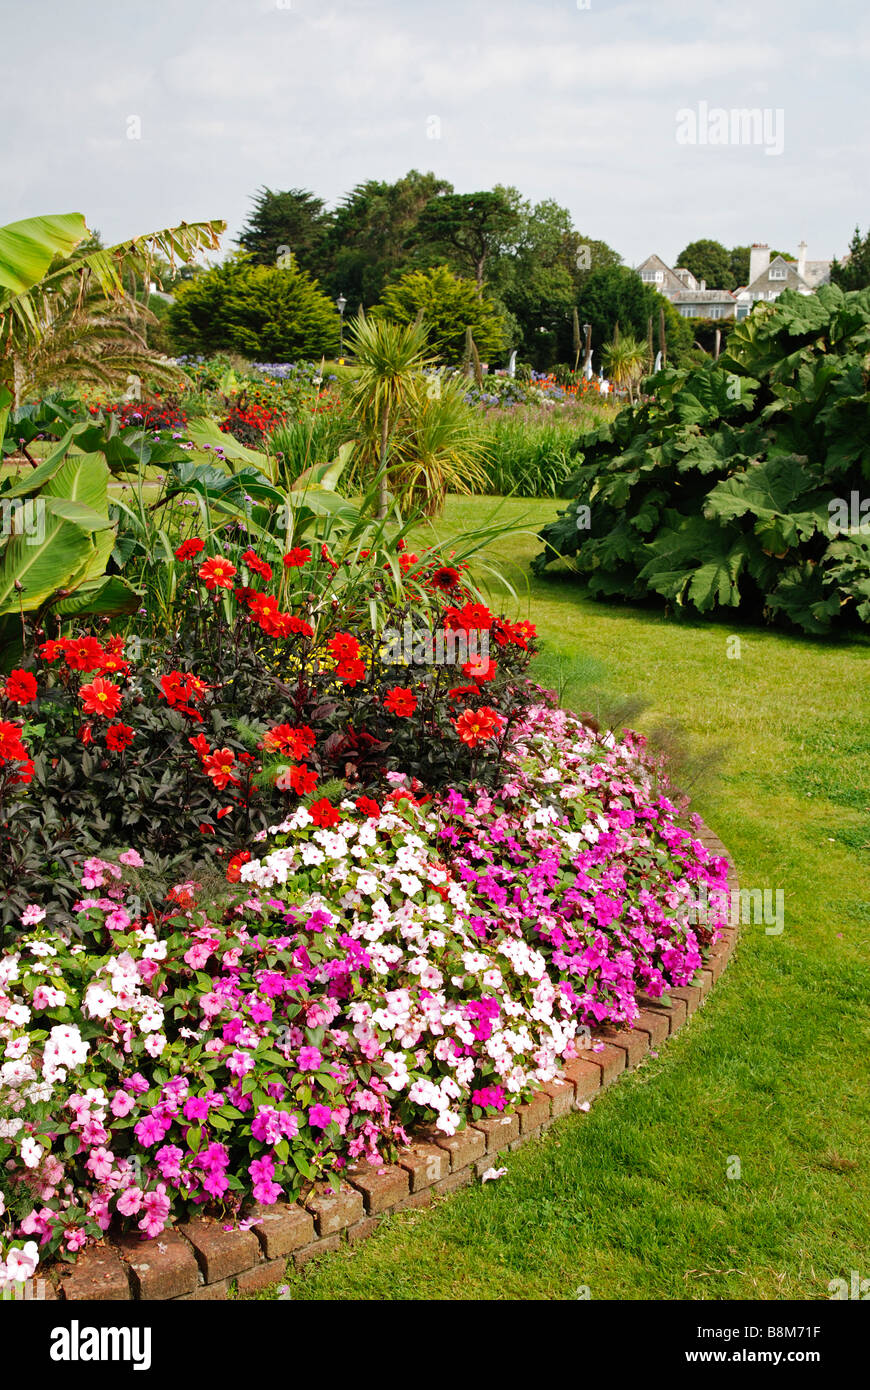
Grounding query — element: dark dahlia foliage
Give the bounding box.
[0,541,536,934]
[534,285,870,635]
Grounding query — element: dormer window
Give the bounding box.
[641,270,663,283]
[769,267,787,280]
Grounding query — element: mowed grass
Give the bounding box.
[239,494,870,1302]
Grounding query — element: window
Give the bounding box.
[641,270,663,283]
[769,267,787,280]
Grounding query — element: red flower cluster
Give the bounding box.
[262,723,316,759]
[241,548,273,582]
[0,720,34,784]
[283,547,311,569]
[160,671,208,721]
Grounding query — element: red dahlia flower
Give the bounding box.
[105,722,135,751]
[175,537,205,561]
[309,797,340,828]
[453,706,502,748]
[283,547,311,568]
[335,658,365,687]
[383,687,417,717]
[354,796,381,819]
[197,557,237,590]
[202,748,238,790]
[241,548,273,581]
[63,637,106,672]
[328,632,360,661]
[4,670,37,705]
[0,720,29,762]
[79,677,122,719]
[38,640,65,662]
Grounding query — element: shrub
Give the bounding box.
[373,266,507,365]
[534,285,870,634]
[168,256,341,361]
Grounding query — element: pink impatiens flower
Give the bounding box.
[308,1104,332,1129]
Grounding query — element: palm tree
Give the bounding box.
[0,214,224,422]
[601,334,648,404]
[344,316,436,518]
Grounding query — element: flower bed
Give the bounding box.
[0,703,730,1292]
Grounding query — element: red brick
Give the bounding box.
[431,1125,486,1170]
[538,1077,575,1118]
[304,1182,364,1236]
[695,968,714,998]
[561,1058,602,1106]
[576,1041,626,1086]
[432,1167,472,1196]
[235,1258,288,1295]
[397,1142,449,1191]
[393,1186,433,1213]
[293,1233,341,1268]
[346,1162,409,1214]
[516,1091,551,1135]
[115,1228,199,1300]
[474,1112,520,1151]
[246,1202,314,1258]
[57,1245,131,1301]
[634,1008,670,1048]
[346,1216,381,1245]
[599,1025,649,1069]
[637,994,687,1034]
[670,983,703,1017]
[178,1216,261,1284]
[179,1278,229,1301]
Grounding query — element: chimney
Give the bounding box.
[797,239,808,280]
[749,243,770,284]
[700,279,706,292]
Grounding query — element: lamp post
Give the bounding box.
[583,322,592,378]
[336,294,347,357]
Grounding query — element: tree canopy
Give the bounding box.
[373,264,506,364]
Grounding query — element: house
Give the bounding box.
[635,253,736,319]
[733,242,832,320]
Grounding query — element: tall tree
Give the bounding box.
[320,170,452,311]
[674,238,732,289]
[831,226,870,290]
[728,245,750,289]
[410,190,519,286]
[237,187,332,276]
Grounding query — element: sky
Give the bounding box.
[3,0,867,270]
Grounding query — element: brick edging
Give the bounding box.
[42,820,738,1302]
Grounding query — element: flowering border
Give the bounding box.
[29,820,737,1303]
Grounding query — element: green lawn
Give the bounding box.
[245,495,865,1298]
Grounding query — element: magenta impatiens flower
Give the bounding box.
[297,1046,322,1071]
[308,1104,333,1129]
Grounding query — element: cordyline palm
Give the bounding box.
[602,334,648,403]
[344,316,437,518]
[390,372,490,516]
[0,213,224,425]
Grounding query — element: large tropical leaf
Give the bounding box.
[0,214,88,295]
[0,515,93,614]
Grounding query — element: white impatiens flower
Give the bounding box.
[4,1004,30,1027]
[19,1136,43,1168]
[83,984,117,1020]
[3,1241,39,1283]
